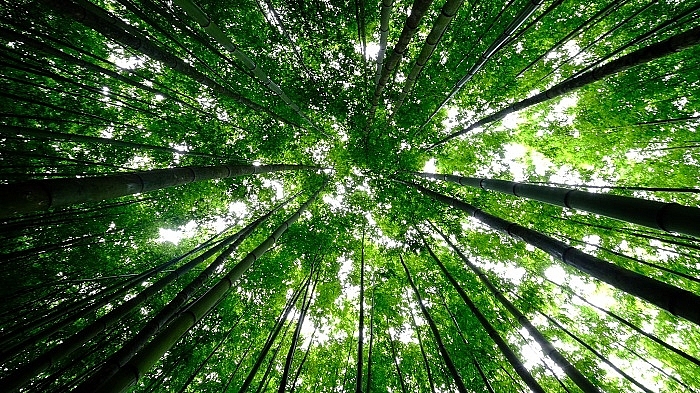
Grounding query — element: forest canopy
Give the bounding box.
[1,0,700,392]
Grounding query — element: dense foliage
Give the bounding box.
[1,0,700,392]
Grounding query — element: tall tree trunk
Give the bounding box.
[1,207,275,392]
[529,180,700,193]
[355,228,366,393]
[550,215,700,252]
[365,289,375,393]
[514,0,624,80]
[367,0,434,126]
[543,276,700,368]
[424,0,542,126]
[429,24,700,148]
[558,234,700,284]
[220,341,255,393]
[424,223,600,393]
[170,0,321,134]
[374,0,393,86]
[408,296,437,393]
[400,179,700,327]
[617,340,696,393]
[174,310,246,393]
[423,244,545,392]
[517,292,655,393]
[73,194,297,392]
[540,1,655,84]
[237,274,311,393]
[84,182,326,393]
[289,326,317,393]
[391,0,465,116]
[1,163,315,218]
[387,329,409,393]
[258,0,315,79]
[567,2,700,81]
[256,323,292,393]
[340,327,357,391]
[278,261,319,392]
[0,25,199,113]
[415,171,700,238]
[400,254,469,393]
[42,0,301,128]
[473,358,496,393]
[2,224,225,351]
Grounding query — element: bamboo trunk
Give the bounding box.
[424,224,600,393]
[171,0,321,133]
[388,329,409,393]
[409,301,437,393]
[429,24,700,148]
[44,0,300,128]
[0,125,223,160]
[364,290,375,393]
[1,218,256,392]
[368,0,434,124]
[392,0,465,115]
[424,0,542,125]
[415,171,700,238]
[242,274,311,393]
[422,246,545,392]
[374,0,394,86]
[1,163,315,218]
[278,263,319,392]
[74,194,299,391]
[355,230,365,393]
[519,293,655,393]
[92,182,326,393]
[400,179,700,327]
[400,255,469,393]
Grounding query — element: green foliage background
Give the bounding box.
[1,0,700,392]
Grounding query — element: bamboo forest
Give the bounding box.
[2,0,700,391]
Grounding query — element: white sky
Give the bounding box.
[422,158,437,173]
[156,220,198,244]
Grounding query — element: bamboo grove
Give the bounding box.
[1,0,699,392]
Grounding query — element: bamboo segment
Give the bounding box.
[398,179,700,327]
[424,224,601,393]
[368,0,434,126]
[94,181,326,393]
[429,24,700,148]
[392,0,465,116]
[414,172,700,238]
[1,164,316,218]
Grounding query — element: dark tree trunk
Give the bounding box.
[365,290,375,393]
[426,0,543,124]
[278,262,319,392]
[424,223,600,393]
[80,183,326,393]
[355,229,365,393]
[519,293,654,393]
[429,24,700,148]
[415,171,700,237]
[368,0,434,125]
[420,247,545,392]
[387,328,409,393]
[400,179,700,327]
[400,255,469,393]
[1,163,314,218]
